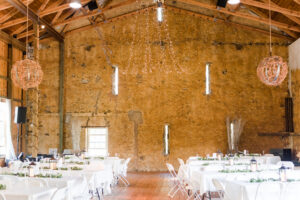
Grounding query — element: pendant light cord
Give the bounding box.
[269,0,272,56]
[26,0,28,59]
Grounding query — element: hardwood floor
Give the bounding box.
[104,172,183,200]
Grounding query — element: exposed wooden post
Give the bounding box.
[7,44,12,99]
[59,42,64,153]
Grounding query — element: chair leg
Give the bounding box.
[96,188,101,200]
[168,184,180,198]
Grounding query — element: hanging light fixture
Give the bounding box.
[11,0,43,90]
[69,0,82,9]
[227,0,240,5]
[257,0,288,86]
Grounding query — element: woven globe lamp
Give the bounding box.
[257,0,288,86]
[257,56,288,86]
[11,0,43,90]
[11,59,43,90]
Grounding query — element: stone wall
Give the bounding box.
[38,10,289,171]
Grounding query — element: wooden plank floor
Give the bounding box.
[104,172,183,200]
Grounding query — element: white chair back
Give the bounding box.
[212,179,230,200]
[50,187,68,200]
[0,193,6,200]
[177,158,185,166]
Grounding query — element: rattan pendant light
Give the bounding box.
[257,0,288,86]
[11,0,43,90]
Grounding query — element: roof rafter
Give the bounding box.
[0,0,33,11]
[54,0,136,27]
[5,0,64,42]
[0,0,91,30]
[245,5,298,38]
[0,8,18,23]
[240,0,300,18]
[261,0,300,26]
[177,0,300,32]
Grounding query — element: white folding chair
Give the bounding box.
[178,158,185,166]
[180,165,201,200]
[0,193,6,200]
[276,161,294,169]
[166,163,189,199]
[117,158,131,186]
[212,179,229,200]
[50,187,68,200]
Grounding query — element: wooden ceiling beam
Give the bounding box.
[246,6,298,38]
[54,0,137,27]
[0,8,18,23]
[261,0,300,26]
[240,0,300,19]
[0,0,33,11]
[178,0,300,32]
[0,29,25,50]
[38,0,51,12]
[11,21,32,35]
[64,4,292,42]
[0,0,90,30]
[5,0,64,42]
[166,5,293,41]
[65,5,157,35]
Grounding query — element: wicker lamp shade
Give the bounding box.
[11,59,43,90]
[257,56,288,86]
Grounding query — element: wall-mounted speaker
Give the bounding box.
[217,0,228,8]
[14,107,27,124]
[87,0,98,11]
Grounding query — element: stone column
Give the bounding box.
[25,24,40,157]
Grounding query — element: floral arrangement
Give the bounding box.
[35,173,63,178]
[249,178,300,183]
[219,169,253,173]
[0,184,6,190]
[71,167,83,171]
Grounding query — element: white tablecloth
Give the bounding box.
[0,186,57,200]
[189,170,283,195]
[220,177,300,200]
[187,155,281,165]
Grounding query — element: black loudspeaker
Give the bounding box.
[87,0,98,11]
[14,107,27,124]
[217,0,228,7]
[283,149,292,161]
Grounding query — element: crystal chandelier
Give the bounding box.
[11,0,43,90]
[257,0,288,86]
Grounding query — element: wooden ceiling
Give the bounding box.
[0,0,299,47]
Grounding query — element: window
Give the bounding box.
[164,124,169,156]
[0,101,8,156]
[112,66,118,95]
[205,62,211,95]
[0,121,5,155]
[86,127,108,157]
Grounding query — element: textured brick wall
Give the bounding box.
[38,10,289,171]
